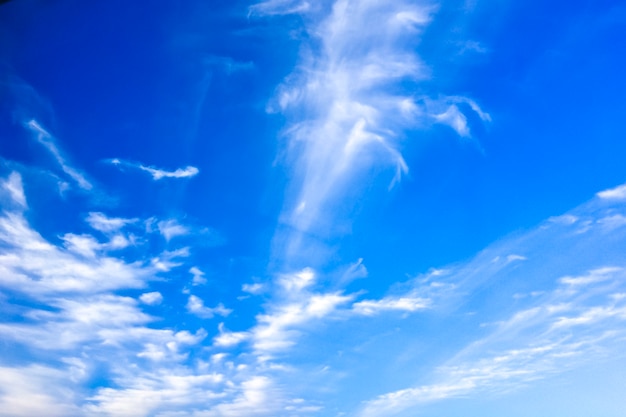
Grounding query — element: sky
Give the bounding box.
[1,0,626,416]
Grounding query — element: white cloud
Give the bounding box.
[0,172,27,208]
[433,104,470,137]
[61,233,102,258]
[186,295,232,318]
[338,258,368,286]
[253,291,353,353]
[140,291,164,305]
[0,210,154,295]
[150,247,190,272]
[253,0,489,250]
[141,165,199,180]
[85,370,226,417]
[353,295,431,315]
[108,158,199,180]
[0,365,81,417]
[279,268,316,292]
[358,260,626,416]
[204,375,283,417]
[86,212,136,233]
[214,323,250,348]
[25,120,93,190]
[597,183,626,200]
[242,282,265,295]
[190,266,207,285]
[249,0,311,16]
[158,219,190,241]
[597,214,626,230]
[559,267,622,286]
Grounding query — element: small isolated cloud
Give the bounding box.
[190,266,207,285]
[338,258,368,286]
[25,120,93,190]
[205,55,255,74]
[86,212,136,233]
[0,172,27,208]
[597,183,626,200]
[186,295,231,318]
[242,282,265,295]
[157,219,190,241]
[107,158,199,180]
[140,292,163,306]
[248,0,311,16]
[141,165,199,180]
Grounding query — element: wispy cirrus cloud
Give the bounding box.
[25,119,93,190]
[86,212,137,233]
[252,0,490,250]
[248,0,311,16]
[107,158,199,180]
[357,186,626,417]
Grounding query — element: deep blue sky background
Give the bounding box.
[1,1,626,416]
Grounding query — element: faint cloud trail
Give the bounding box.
[25,119,93,190]
[107,158,199,180]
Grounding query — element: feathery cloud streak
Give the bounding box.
[358,188,626,417]
[25,120,93,190]
[108,158,199,180]
[254,0,489,242]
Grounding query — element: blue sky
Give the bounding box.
[1,0,626,416]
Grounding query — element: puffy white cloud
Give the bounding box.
[140,291,164,305]
[597,183,626,200]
